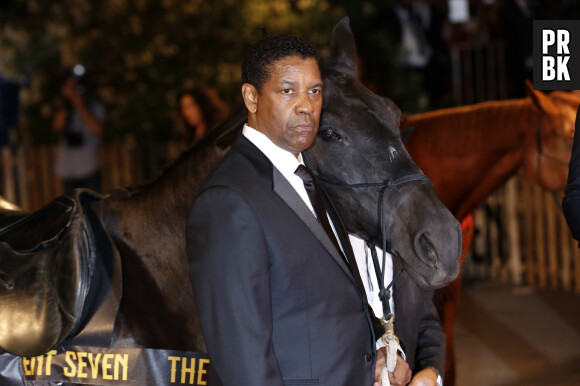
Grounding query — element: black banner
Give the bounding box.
[0,346,215,385]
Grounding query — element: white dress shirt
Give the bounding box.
[242,124,314,213]
[242,124,346,254]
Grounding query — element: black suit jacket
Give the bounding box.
[392,258,445,375]
[563,106,580,243]
[187,134,378,385]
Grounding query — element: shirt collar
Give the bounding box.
[242,124,304,176]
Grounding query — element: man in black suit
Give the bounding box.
[187,34,411,385]
[563,106,580,243]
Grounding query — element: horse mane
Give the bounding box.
[123,105,246,198]
[548,90,580,108]
[403,98,533,157]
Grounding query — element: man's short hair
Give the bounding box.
[242,34,320,93]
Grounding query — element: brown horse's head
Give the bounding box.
[522,81,580,196]
[305,17,461,290]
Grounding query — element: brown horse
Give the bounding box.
[402,81,580,385]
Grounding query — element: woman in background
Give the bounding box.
[176,86,228,146]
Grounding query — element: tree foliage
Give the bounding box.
[0,0,346,144]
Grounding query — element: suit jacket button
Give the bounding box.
[364,353,372,363]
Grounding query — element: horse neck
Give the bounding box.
[104,141,228,256]
[104,106,244,262]
[136,143,226,221]
[409,98,537,155]
[407,98,539,219]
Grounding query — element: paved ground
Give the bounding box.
[455,280,580,386]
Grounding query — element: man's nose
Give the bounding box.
[295,92,314,114]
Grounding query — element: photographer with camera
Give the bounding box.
[52,66,105,192]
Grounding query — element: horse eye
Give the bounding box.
[319,129,342,142]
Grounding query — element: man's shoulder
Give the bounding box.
[202,137,270,191]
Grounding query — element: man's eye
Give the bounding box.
[282,89,293,94]
[310,89,321,95]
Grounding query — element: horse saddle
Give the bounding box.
[0,189,116,357]
[0,195,75,251]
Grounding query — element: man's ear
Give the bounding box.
[242,83,258,114]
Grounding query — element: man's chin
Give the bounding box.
[294,136,317,152]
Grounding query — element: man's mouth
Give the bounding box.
[292,121,315,131]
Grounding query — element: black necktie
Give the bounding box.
[295,165,344,256]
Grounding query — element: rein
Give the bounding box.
[366,241,403,319]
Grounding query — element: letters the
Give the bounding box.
[167,355,210,385]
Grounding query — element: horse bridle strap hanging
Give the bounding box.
[365,241,404,319]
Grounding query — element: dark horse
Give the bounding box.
[0,18,460,384]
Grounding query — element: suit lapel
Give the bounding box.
[235,134,360,288]
[393,256,404,336]
[322,191,367,296]
[272,168,357,284]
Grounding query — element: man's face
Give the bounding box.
[244,56,322,156]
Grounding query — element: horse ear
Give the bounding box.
[525,79,558,114]
[330,16,358,77]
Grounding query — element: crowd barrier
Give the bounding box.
[468,176,580,294]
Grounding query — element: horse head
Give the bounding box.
[305,17,461,290]
[522,80,579,196]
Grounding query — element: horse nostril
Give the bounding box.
[0,271,15,290]
[415,233,438,269]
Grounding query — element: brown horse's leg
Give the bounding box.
[437,275,462,386]
[437,215,473,386]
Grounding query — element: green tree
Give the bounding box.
[0,0,345,144]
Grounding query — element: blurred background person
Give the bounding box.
[52,68,105,192]
[371,0,452,109]
[499,0,540,98]
[175,85,229,147]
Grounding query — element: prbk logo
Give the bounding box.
[533,20,580,90]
